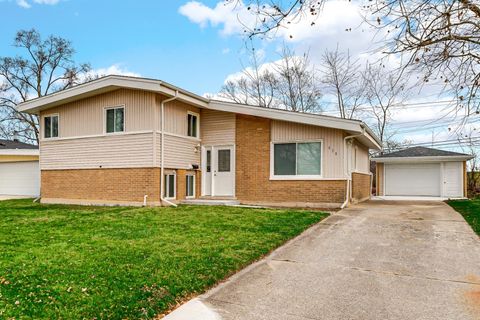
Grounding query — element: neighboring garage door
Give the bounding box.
[385,163,441,196]
[0,161,40,196]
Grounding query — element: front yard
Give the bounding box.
[0,199,327,319]
[448,198,480,236]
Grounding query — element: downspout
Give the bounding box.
[341,128,365,209]
[160,90,179,207]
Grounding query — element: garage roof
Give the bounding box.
[372,146,473,162]
[0,139,39,156]
[0,139,38,150]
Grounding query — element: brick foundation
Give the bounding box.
[41,168,161,205]
[235,115,347,206]
[351,172,371,203]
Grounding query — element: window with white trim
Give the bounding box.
[186,174,195,198]
[106,107,124,133]
[273,142,322,177]
[44,115,59,138]
[187,112,199,138]
[164,173,176,199]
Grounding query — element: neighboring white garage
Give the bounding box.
[373,147,472,199]
[0,139,40,197]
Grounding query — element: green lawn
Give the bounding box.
[0,199,327,319]
[448,199,480,236]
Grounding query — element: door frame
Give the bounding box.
[201,144,236,197]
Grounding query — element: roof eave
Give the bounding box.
[17,75,209,114]
[0,149,39,156]
[372,155,474,162]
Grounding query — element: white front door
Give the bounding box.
[443,162,463,197]
[202,145,235,197]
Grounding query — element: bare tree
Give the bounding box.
[219,45,322,112]
[0,29,91,144]
[458,128,480,196]
[321,47,365,119]
[272,45,322,112]
[363,63,409,143]
[220,47,277,108]
[368,0,480,116]
[232,0,480,117]
[225,0,326,38]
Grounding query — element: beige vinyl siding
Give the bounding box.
[163,134,201,169]
[271,120,345,179]
[40,89,156,138]
[354,141,370,174]
[40,133,154,170]
[201,109,236,145]
[161,99,200,136]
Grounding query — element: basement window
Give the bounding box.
[44,114,59,138]
[164,173,176,199]
[186,174,195,198]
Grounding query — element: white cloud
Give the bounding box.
[179,1,257,36]
[82,64,141,82]
[16,0,30,8]
[221,48,231,54]
[33,0,59,4]
[14,0,60,8]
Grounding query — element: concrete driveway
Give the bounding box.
[165,201,480,320]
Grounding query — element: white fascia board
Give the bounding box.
[0,149,39,156]
[208,100,362,133]
[362,126,382,150]
[17,76,208,114]
[373,155,473,163]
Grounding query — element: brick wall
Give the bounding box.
[351,172,371,203]
[42,168,160,204]
[235,114,347,205]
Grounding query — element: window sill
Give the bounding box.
[270,175,325,181]
[105,131,125,135]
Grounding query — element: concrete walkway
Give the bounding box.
[165,201,480,320]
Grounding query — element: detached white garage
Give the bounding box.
[0,139,40,197]
[373,147,472,199]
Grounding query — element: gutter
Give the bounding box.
[160,90,179,207]
[341,129,365,209]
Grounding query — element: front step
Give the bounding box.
[181,199,241,206]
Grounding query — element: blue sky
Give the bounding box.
[1,0,474,151]
[1,0,249,96]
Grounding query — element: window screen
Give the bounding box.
[44,115,59,138]
[187,113,198,137]
[273,142,322,176]
[106,107,124,133]
[186,175,195,197]
[217,149,230,172]
[164,174,176,198]
[274,143,296,175]
[297,143,321,175]
[206,150,211,172]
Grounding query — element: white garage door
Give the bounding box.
[0,161,40,196]
[385,163,441,196]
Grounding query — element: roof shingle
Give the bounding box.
[374,146,470,158]
[0,139,38,150]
